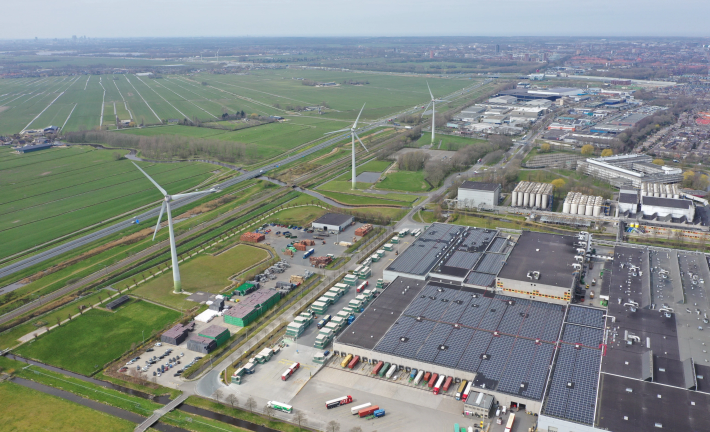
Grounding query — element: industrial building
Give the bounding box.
[457,181,501,208]
[15,143,53,154]
[223,290,280,327]
[576,154,683,188]
[511,182,553,209]
[187,336,216,354]
[197,325,230,347]
[617,186,696,221]
[161,323,194,346]
[561,192,605,216]
[311,213,354,232]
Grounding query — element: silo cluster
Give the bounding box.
[511,182,554,209]
[640,182,680,199]
[562,192,604,216]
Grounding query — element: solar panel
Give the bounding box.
[414,322,453,363]
[561,324,603,348]
[488,237,508,253]
[434,326,475,368]
[458,330,493,373]
[476,299,508,331]
[444,251,482,269]
[567,306,605,328]
[475,253,508,275]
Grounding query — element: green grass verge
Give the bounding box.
[184,395,307,432]
[376,170,432,192]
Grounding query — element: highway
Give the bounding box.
[0,79,490,281]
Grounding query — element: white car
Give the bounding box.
[155,342,162,347]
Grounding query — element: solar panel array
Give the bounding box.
[385,223,462,275]
[488,237,508,253]
[459,228,497,252]
[371,283,566,400]
[561,324,603,348]
[475,253,508,275]
[566,306,605,328]
[465,271,496,287]
[444,251,482,269]
[543,344,602,425]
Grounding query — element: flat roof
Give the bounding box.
[460,181,500,192]
[163,323,189,339]
[619,192,639,204]
[198,325,229,338]
[385,223,463,276]
[496,231,577,289]
[312,213,353,226]
[642,196,693,209]
[340,277,567,401]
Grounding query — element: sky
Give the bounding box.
[2,0,709,39]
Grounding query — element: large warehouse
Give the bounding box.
[457,181,501,208]
[576,154,683,188]
[311,213,354,232]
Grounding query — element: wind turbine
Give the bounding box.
[132,162,216,293]
[325,104,368,190]
[422,82,447,145]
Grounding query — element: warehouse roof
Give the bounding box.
[497,231,577,288]
[642,196,693,209]
[199,325,229,338]
[460,181,500,192]
[312,213,353,226]
[385,223,463,276]
[224,290,280,319]
[619,192,639,204]
[163,324,189,339]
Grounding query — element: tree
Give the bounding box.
[293,410,307,431]
[263,403,274,419]
[652,158,665,165]
[581,144,594,156]
[112,151,122,161]
[551,178,566,190]
[348,427,363,432]
[212,389,223,403]
[245,397,257,413]
[226,394,238,409]
[539,143,551,153]
[601,149,613,157]
[326,420,341,432]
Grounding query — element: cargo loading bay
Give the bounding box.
[328,224,710,432]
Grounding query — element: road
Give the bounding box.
[0,80,490,281]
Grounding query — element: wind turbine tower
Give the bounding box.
[325,104,368,190]
[132,162,216,293]
[423,82,446,145]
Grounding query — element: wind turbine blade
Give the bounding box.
[355,134,369,153]
[324,128,350,135]
[131,162,167,196]
[171,190,214,201]
[421,101,432,118]
[353,103,366,129]
[152,201,166,241]
[427,81,434,100]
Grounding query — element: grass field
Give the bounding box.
[0,145,217,260]
[15,299,180,375]
[132,244,269,305]
[268,205,328,227]
[0,382,136,432]
[414,133,487,150]
[317,190,411,206]
[377,170,432,192]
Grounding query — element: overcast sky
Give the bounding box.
[3,0,709,39]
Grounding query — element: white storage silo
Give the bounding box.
[535,187,542,208]
[570,198,578,214]
[585,199,594,216]
[578,195,588,215]
[511,190,518,207]
[593,196,603,216]
[563,199,570,214]
[672,183,680,199]
[653,183,659,197]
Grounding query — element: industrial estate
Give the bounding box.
[1,32,710,432]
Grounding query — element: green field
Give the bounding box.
[377,170,432,192]
[0,145,217,260]
[0,382,135,432]
[132,244,269,306]
[15,299,180,375]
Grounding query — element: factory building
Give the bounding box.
[311,213,354,232]
[511,182,553,210]
[617,186,696,221]
[561,192,604,217]
[576,154,683,188]
[457,181,501,208]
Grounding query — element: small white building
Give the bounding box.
[617,189,639,214]
[457,181,501,208]
[640,196,694,220]
[311,213,354,232]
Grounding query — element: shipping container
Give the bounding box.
[379,362,390,377]
[442,376,453,392]
[373,409,385,418]
[422,371,431,385]
[340,354,353,368]
[455,380,468,400]
[325,395,353,409]
[317,315,332,329]
[351,403,371,415]
[372,361,384,375]
[358,405,380,417]
[347,355,360,369]
[433,375,446,395]
[428,373,439,388]
[413,370,424,385]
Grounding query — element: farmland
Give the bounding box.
[0,70,478,135]
[15,299,180,375]
[132,244,269,308]
[0,145,218,260]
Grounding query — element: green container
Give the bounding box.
[379,362,390,377]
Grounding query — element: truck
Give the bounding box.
[385,363,397,379]
[356,281,369,293]
[317,315,332,329]
[347,355,360,369]
[433,375,446,394]
[455,380,468,400]
[340,354,353,368]
[325,395,353,409]
[372,361,384,375]
[303,248,315,259]
[373,409,385,418]
[379,362,390,377]
[351,403,371,415]
[358,405,380,417]
[422,371,431,385]
[409,368,418,381]
[591,278,597,286]
[442,376,453,392]
[505,413,516,432]
[589,290,595,299]
[281,362,300,381]
[428,373,439,388]
[461,381,473,402]
[413,370,424,385]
